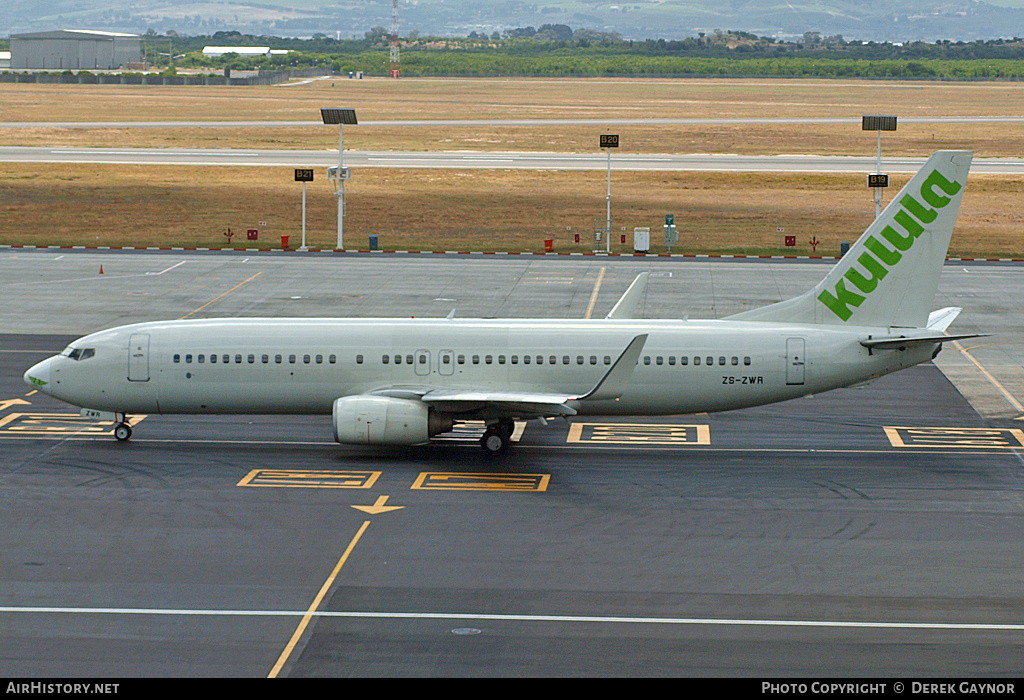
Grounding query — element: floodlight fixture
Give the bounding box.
[863,115,897,218]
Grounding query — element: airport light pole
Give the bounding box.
[862,115,897,218]
[321,108,358,249]
[600,133,619,253]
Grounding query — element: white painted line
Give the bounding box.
[0,606,1020,631]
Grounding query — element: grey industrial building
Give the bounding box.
[10,30,141,70]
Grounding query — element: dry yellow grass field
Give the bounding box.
[0,78,1021,254]
[1,164,1019,257]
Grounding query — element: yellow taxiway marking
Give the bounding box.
[268,519,371,678]
[584,266,606,319]
[0,412,145,437]
[179,271,263,320]
[351,495,405,514]
[237,470,381,489]
[884,426,1024,449]
[952,339,1024,414]
[412,472,550,492]
[567,422,711,445]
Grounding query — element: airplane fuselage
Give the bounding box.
[29,317,934,418]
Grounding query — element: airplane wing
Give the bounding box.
[605,272,649,319]
[369,334,648,420]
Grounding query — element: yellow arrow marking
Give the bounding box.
[351,495,404,515]
[0,399,32,412]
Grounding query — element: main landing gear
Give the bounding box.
[480,418,515,456]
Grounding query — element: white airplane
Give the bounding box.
[25,151,983,454]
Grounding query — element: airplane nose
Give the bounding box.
[24,357,53,394]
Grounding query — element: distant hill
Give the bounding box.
[4,0,1024,43]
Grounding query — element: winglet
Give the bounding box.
[605,272,649,319]
[577,334,648,402]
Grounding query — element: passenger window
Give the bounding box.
[643,356,651,365]
[235,354,243,364]
[498,355,506,364]
[719,356,726,366]
[186,354,193,363]
[382,355,390,364]
[329,355,337,364]
[511,355,519,364]
[731,356,739,366]
[262,355,269,364]
[590,356,597,365]
[694,356,701,366]
[199,355,206,363]
[472,355,480,365]
[523,355,530,365]
[275,355,282,364]
[316,355,324,364]
[576,356,583,365]
[680,356,688,365]
[210,354,217,364]
[604,356,611,365]
[288,355,296,364]
[485,355,493,364]
[394,355,402,365]
[668,356,676,365]
[744,356,752,366]
[406,355,413,365]
[355,355,363,364]
[457,355,465,364]
[706,356,713,366]
[173,354,180,363]
[248,354,256,364]
[442,355,451,365]
[222,355,229,364]
[417,354,426,364]
[549,356,556,365]
[303,355,311,364]
[656,356,663,365]
[563,356,570,365]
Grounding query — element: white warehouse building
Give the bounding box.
[202,46,289,58]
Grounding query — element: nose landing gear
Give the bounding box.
[113,413,132,442]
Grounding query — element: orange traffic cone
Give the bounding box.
[99,265,104,274]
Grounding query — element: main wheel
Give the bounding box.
[480,427,508,456]
[114,423,132,442]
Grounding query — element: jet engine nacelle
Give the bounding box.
[332,395,454,445]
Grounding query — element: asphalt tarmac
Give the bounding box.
[3,251,1024,677]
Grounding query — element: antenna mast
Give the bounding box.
[390,0,400,77]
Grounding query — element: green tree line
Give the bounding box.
[147,29,1024,80]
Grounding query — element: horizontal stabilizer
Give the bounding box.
[860,332,987,349]
[926,307,961,332]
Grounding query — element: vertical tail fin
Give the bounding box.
[727,151,972,328]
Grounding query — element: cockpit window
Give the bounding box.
[62,347,95,361]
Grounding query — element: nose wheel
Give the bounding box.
[114,421,132,442]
